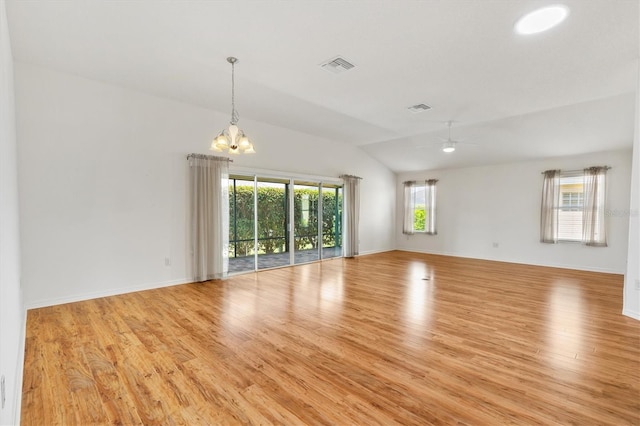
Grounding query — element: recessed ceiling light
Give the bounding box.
[515,5,569,35]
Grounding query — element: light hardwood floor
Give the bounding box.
[21,251,640,425]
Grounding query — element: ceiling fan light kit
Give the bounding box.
[442,141,456,153]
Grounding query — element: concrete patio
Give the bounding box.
[228,246,342,273]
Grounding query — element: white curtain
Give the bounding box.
[425,179,438,235]
[402,181,416,235]
[583,166,607,247]
[341,174,361,258]
[188,154,230,281]
[540,169,560,243]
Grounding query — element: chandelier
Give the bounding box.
[210,57,255,154]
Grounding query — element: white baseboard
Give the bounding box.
[622,308,640,321]
[25,277,191,310]
[393,247,625,275]
[357,248,394,256]
[10,307,27,426]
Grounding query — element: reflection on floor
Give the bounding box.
[229,246,342,273]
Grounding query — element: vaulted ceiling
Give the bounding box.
[6,0,638,172]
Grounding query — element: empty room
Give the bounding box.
[1,1,639,425]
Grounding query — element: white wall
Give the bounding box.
[623,61,639,320]
[396,150,632,274]
[15,62,396,308]
[0,1,24,424]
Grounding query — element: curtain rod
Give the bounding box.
[540,166,610,174]
[339,174,362,180]
[187,153,233,162]
[403,179,439,184]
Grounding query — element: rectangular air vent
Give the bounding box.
[408,104,432,113]
[320,56,356,74]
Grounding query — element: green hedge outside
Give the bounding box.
[414,206,426,232]
[229,185,342,257]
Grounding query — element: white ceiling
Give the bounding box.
[6,0,639,172]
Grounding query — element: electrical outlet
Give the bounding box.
[635,279,640,291]
[492,242,499,248]
[164,257,171,266]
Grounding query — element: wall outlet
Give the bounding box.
[635,279,640,291]
[492,242,499,248]
[164,257,171,266]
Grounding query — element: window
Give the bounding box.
[403,179,437,235]
[412,185,426,232]
[540,167,607,246]
[561,192,583,211]
[558,174,584,241]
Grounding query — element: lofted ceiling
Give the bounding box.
[6,0,639,172]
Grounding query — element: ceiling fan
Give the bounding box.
[415,121,476,153]
[439,121,478,153]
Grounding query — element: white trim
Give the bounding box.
[356,248,395,256]
[253,175,259,270]
[24,278,191,310]
[10,307,27,426]
[288,178,295,265]
[622,308,640,321]
[230,165,342,185]
[393,247,625,275]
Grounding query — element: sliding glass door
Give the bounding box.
[294,182,320,265]
[228,174,343,274]
[322,185,342,259]
[228,176,256,274]
[257,179,290,270]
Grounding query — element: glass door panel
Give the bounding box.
[294,182,320,264]
[228,176,256,274]
[322,185,342,259]
[256,179,290,270]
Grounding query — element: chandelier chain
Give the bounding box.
[230,60,239,125]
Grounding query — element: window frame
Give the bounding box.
[540,168,608,246]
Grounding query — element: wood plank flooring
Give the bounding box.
[21,251,640,425]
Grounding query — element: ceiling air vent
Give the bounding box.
[408,104,432,113]
[320,56,356,74]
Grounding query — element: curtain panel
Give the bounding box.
[188,154,230,281]
[341,174,362,258]
[425,179,438,235]
[583,166,607,247]
[402,181,416,235]
[540,169,560,243]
